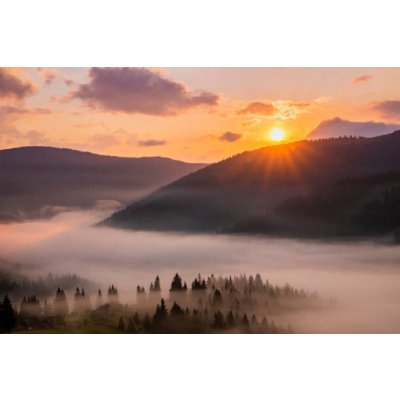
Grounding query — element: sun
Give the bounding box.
[269,127,286,142]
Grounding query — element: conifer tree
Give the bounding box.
[153,298,168,324]
[213,289,223,305]
[170,273,184,291]
[170,302,184,316]
[127,318,136,333]
[118,316,125,331]
[226,310,235,327]
[133,312,140,325]
[212,311,225,329]
[154,276,161,291]
[0,295,16,333]
[54,288,68,317]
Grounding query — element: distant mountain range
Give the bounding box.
[308,117,399,139]
[105,131,400,238]
[0,147,205,222]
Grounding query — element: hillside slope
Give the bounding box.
[106,131,400,236]
[0,146,205,221]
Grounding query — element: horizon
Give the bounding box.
[2,67,400,163]
[2,126,399,165]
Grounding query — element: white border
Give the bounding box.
[1,1,400,398]
[1,0,400,66]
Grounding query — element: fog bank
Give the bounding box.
[1,210,400,333]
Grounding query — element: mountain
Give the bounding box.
[105,131,400,237]
[0,146,205,221]
[308,117,399,139]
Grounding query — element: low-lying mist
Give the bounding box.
[1,209,400,333]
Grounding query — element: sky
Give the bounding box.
[1,67,400,163]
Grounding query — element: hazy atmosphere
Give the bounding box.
[1,209,400,333]
[2,67,400,334]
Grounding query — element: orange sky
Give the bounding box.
[1,67,400,162]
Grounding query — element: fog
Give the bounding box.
[1,209,400,333]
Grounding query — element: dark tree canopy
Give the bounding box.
[170,273,184,291]
[0,295,17,333]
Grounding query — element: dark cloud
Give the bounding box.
[219,131,242,142]
[237,101,275,116]
[138,139,166,147]
[308,117,399,139]
[373,100,400,120]
[0,68,35,99]
[352,74,373,84]
[72,68,219,116]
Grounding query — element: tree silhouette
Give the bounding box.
[226,310,235,327]
[96,289,103,309]
[170,273,184,291]
[118,316,125,331]
[242,313,250,327]
[154,276,161,291]
[127,318,136,333]
[170,302,184,316]
[107,284,119,304]
[153,298,168,324]
[0,295,16,333]
[54,287,68,317]
[212,311,225,329]
[213,289,223,305]
[133,312,140,325]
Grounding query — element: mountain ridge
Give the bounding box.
[0,146,206,221]
[105,130,400,237]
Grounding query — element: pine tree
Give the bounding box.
[0,295,17,333]
[170,273,184,291]
[54,288,68,317]
[226,310,235,327]
[153,298,168,323]
[96,289,103,309]
[212,311,225,329]
[154,276,161,291]
[213,289,223,305]
[170,302,184,316]
[143,313,152,330]
[133,312,140,325]
[127,318,136,333]
[242,313,250,327]
[118,316,125,331]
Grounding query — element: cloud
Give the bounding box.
[352,74,373,84]
[37,68,56,85]
[24,130,52,145]
[373,100,400,120]
[0,127,51,147]
[138,139,167,147]
[71,68,219,116]
[308,117,400,139]
[219,131,242,142]
[273,100,310,120]
[0,105,51,116]
[237,101,275,116]
[64,78,74,87]
[237,100,310,120]
[0,105,52,147]
[0,106,51,135]
[90,133,120,148]
[0,68,35,100]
